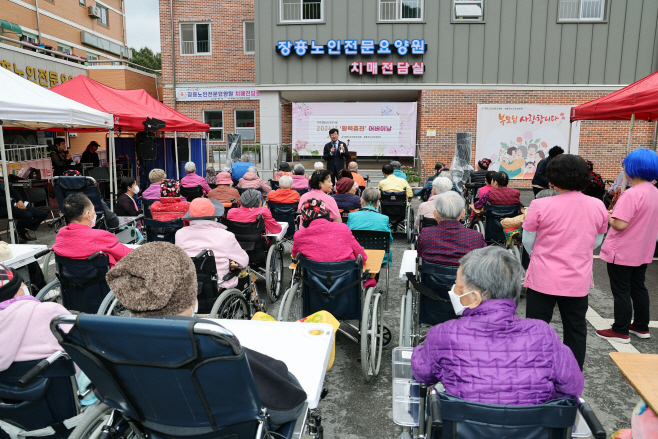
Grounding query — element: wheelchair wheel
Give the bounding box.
[68,403,113,439]
[210,289,249,319]
[97,292,131,316]
[399,289,413,348]
[406,206,414,243]
[42,250,54,282]
[35,279,62,305]
[265,244,284,303]
[282,282,303,322]
[473,220,485,236]
[361,288,383,382]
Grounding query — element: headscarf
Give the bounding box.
[160,179,180,198]
[241,189,262,208]
[585,160,594,172]
[336,177,354,194]
[478,158,491,170]
[301,198,330,228]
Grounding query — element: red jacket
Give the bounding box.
[52,223,132,267]
[150,197,190,222]
[487,187,521,206]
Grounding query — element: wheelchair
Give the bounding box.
[35,249,118,315]
[219,215,284,305]
[278,255,384,382]
[268,201,298,245]
[461,182,484,229]
[399,257,458,348]
[51,176,110,231]
[180,184,204,202]
[351,230,392,307]
[0,351,86,439]
[410,214,438,250]
[143,217,185,244]
[237,187,264,196]
[294,188,309,197]
[391,348,606,439]
[380,191,414,243]
[269,179,280,190]
[481,203,524,264]
[52,314,323,439]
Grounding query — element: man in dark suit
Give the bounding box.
[0,181,47,243]
[322,128,349,184]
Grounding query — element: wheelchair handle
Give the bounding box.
[429,388,443,430]
[87,251,105,261]
[48,216,65,229]
[34,248,52,259]
[17,351,64,387]
[578,399,606,439]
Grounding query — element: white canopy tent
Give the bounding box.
[0,67,113,243]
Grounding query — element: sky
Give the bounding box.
[125,0,161,53]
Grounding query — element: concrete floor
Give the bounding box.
[24,189,656,438]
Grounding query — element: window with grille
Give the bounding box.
[244,21,255,54]
[97,4,109,26]
[204,111,224,141]
[453,0,483,22]
[280,0,323,23]
[559,0,605,21]
[235,110,256,142]
[379,0,423,22]
[180,23,211,55]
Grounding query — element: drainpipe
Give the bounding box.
[34,0,43,44]
[170,0,177,110]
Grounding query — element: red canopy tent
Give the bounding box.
[50,76,210,200]
[570,70,658,156]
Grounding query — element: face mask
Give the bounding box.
[21,285,30,296]
[191,299,198,317]
[448,285,475,316]
[133,185,140,195]
[89,214,96,228]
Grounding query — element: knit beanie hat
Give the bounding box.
[106,242,197,317]
[301,198,330,228]
[336,177,354,194]
[160,179,180,198]
[241,189,262,208]
[0,265,23,303]
[0,244,13,262]
[478,158,491,170]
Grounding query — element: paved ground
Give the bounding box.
[22,189,657,438]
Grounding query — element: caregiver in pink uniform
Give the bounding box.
[522,154,608,370]
[596,149,658,344]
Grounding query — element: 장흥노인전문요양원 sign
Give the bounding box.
[292,102,418,157]
[475,105,581,180]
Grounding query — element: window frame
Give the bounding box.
[234,109,256,142]
[451,0,485,23]
[79,0,85,5]
[22,33,38,44]
[96,4,109,27]
[204,110,224,142]
[279,0,325,24]
[378,0,425,23]
[179,22,212,56]
[86,53,99,61]
[243,21,255,54]
[57,43,72,55]
[557,0,607,23]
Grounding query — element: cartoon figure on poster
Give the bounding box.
[485,126,566,180]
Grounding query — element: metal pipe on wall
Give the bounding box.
[34,0,43,44]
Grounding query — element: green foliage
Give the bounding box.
[401,165,421,182]
[130,47,161,72]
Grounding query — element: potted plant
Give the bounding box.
[401,165,421,184]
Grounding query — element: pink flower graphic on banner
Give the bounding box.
[524,131,534,141]
[381,105,395,116]
[293,103,313,121]
[294,140,308,152]
[540,141,548,148]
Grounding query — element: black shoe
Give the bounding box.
[19,232,36,242]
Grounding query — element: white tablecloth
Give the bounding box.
[399,250,417,280]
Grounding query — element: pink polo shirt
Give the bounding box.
[297,189,341,228]
[600,182,658,266]
[523,191,608,297]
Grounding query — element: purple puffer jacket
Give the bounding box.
[411,299,584,406]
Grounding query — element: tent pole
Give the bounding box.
[174,133,180,180]
[109,129,115,209]
[621,114,635,194]
[163,133,167,176]
[567,121,573,154]
[653,121,658,152]
[0,123,16,244]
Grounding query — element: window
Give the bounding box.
[244,21,255,54]
[97,4,109,26]
[22,33,38,44]
[86,53,98,61]
[204,111,224,141]
[57,43,72,55]
[379,0,423,21]
[453,0,483,21]
[180,23,210,55]
[559,0,605,21]
[280,0,323,23]
[235,110,255,142]
[79,0,85,5]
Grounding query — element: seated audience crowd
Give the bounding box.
[150,179,190,221]
[267,176,300,203]
[207,172,241,205]
[227,189,281,235]
[474,171,521,210]
[298,170,341,226]
[181,161,211,195]
[414,176,452,230]
[237,166,272,194]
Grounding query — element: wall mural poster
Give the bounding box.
[292,102,417,157]
[475,105,580,180]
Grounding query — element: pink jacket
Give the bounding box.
[292,175,310,190]
[291,219,367,263]
[175,221,249,289]
[53,223,133,267]
[237,172,272,194]
[0,299,70,371]
[226,206,282,235]
[181,172,211,194]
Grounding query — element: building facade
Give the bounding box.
[160,0,658,183]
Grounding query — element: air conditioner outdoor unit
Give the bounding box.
[88,6,101,18]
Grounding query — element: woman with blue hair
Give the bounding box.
[597,149,658,344]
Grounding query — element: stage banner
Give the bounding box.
[475,105,580,180]
[292,102,417,157]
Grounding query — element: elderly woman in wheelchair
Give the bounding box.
[392,246,606,439]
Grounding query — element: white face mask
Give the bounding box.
[448,285,475,316]
[133,185,140,195]
[89,213,96,228]
[191,299,198,317]
[20,285,30,296]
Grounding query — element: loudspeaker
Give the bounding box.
[137,132,157,161]
[173,137,188,163]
